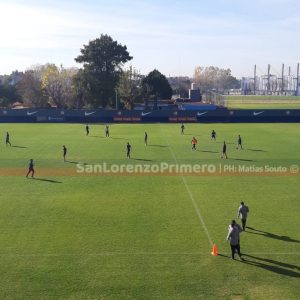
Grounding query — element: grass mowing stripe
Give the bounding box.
[0,252,298,257]
[162,126,214,247]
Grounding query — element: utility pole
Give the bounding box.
[281,64,284,93]
[254,64,256,95]
[267,64,271,94]
[296,63,299,96]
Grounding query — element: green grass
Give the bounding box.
[0,123,300,299]
[226,95,300,109]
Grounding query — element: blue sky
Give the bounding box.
[0,0,299,78]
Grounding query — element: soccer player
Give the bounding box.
[227,220,243,260]
[222,141,228,159]
[237,134,243,149]
[237,201,250,231]
[105,125,109,138]
[181,123,185,135]
[211,130,216,141]
[26,159,35,178]
[126,142,132,159]
[144,132,148,146]
[6,132,11,146]
[63,145,67,162]
[191,137,198,150]
[86,125,90,136]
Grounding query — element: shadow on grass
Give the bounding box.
[247,227,300,243]
[66,161,87,165]
[246,148,267,152]
[218,253,300,277]
[31,178,62,184]
[240,254,300,278]
[232,158,254,162]
[12,145,27,148]
[200,150,219,153]
[132,158,154,162]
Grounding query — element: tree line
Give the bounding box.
[0,34,239,109]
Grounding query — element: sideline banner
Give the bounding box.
[0,109,300,123]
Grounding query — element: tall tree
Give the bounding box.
[17,69,48,108]
[0,71,22,107]
[75,34,132,108]
[41,64,78,108]
[117,66,143,109]
[194,66,239,93]
[142,69,172,110]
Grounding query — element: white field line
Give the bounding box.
[164,132,213,247]
[0,252,299,257]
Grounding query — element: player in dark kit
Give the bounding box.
[211,130,216,141]
[222,141,228,159]
[181,124,185,135]
[6,132,11,146]
[26,159,35,178]
[237,135,243,149]
[105,125,109,137]
[63,145,67,162]
[86,125,90,136]
[144,132,148,146]
[126,142,131,159]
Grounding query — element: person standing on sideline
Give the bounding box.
[238,201,249,231]
[191,137,198,150]
[26,159,35,178]
[6,132,11,146]
[144,132,148,146]
[181,123,185,135]
[105,125,109,137]
[63,145,67,162]
[211,130,216,141]
[237,134,243,149]
[221,141,228,159]
[227,220,243,260]
[126,142,131,159]
[86,125,90,136]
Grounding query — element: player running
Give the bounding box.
[191,137,198,150]
[26,159,35,178]
[211,130,216,141]
[6,132,11,146]
[222,141,228,159]
[126,142,132,159]
[237,134,243,150]
[86,125,90,136]
[105,125,109,138]
[63,145,67,162]
[144,132,148,146]
[181,123,185,135]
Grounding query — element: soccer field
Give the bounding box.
[226,95,300,109]
[0,123,299,299]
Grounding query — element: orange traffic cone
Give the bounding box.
[211,244,218,256]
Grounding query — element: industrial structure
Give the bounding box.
[241,64,300,96]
